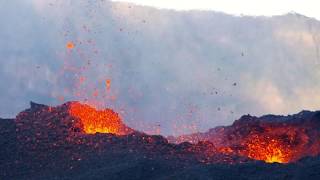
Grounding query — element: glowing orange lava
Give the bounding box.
[106,79,111,91]
[68,102,125,135]
[173,120,319,164]
[66,42,75,49]
[242,136,291,163]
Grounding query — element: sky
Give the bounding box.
[112,0,320,20]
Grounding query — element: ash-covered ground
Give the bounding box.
[1,102,320,180]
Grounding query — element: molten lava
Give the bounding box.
[15,101,320,165]
[241,135,291,163]
[236,124,318,163]
[106,79,111,91]
[68,102,127,135]
[66,41,75,49]
[170,113,320,164]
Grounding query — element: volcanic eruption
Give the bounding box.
[169,112,320,164]
[68,102,132,135]
[12,101,320,165]
[2,101,320,179]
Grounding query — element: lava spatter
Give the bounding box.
[68,102,132,135]
[66,41,75,49]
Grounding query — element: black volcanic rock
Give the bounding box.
[30,101,48,109]
[0,118,17,176]
[170,110,320,142]
[1,102,320,179]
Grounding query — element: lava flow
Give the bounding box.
[68,102,132,135]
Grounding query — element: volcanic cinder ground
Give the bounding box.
[1,101,320,180]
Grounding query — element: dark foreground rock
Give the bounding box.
[1,102,320,180]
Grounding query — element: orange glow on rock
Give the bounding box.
[242,136,291,163]
[68,102,126,135]
[171,115,320,164]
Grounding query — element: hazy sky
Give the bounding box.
[112,0,320,20]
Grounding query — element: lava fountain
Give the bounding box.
[240,134,292,163]
[68,102,132,135]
